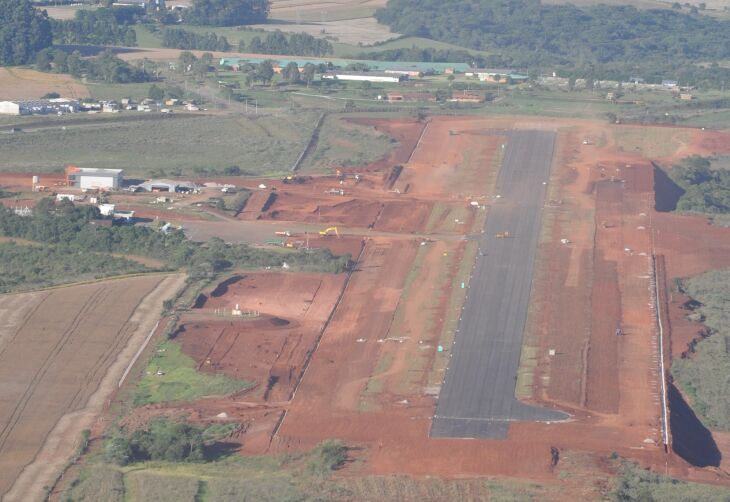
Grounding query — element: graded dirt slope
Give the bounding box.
[0,274,184,502]
[177,272,346,401]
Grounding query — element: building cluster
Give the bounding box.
[0,98,79,116]
[0,97,202,116]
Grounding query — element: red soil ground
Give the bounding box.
[176,272,345,402]
[93,116,730,490]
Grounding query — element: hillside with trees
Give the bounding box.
[375,0,730,82]
[667,156,730,215]
[0,0,52,65]
[184,0,270,27]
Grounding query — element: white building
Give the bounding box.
[322,71,407,83]
[0,98,79,116]
[66,168,124,190]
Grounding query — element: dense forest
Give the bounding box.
[375,0,730,82]
[162,28,231,51]
[184,0,270,27]
[51,8,138,46]
[0,199,348,285]
[667,156,730,214]
[248,31,333,57]
[0,0,52,65]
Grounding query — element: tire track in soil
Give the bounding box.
[0,287,105,454]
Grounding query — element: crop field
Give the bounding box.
[0,112,319,177]
[0,274,185,502]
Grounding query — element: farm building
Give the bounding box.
[137,179,196,192]
[322,71,407,83]
[384,67,429,77]
[466,69,529,83]
[66,167,124,190]
[386,92,437,102]
[0,98,79,116]
[449,91,486,103]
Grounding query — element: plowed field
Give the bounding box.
[0,274,184,501]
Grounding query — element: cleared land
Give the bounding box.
[47,113,730,496]
[0,68,89,101]
[0,274,185,501]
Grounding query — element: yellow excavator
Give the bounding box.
[319,227,340,237]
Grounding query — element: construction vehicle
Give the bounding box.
[495,231,511,238]
[319,227,339,237]
[282,175,305,184]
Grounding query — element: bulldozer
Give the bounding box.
[319,227,340,237]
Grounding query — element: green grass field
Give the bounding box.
[0,112,319,177]
[133,340,253,406]
[300,114,394,173]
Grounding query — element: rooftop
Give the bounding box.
[75,168,124,176]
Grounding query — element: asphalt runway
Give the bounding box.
[431,130,569,439]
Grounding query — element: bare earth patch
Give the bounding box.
[0,68,89,101]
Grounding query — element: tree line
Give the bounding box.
[184,0,269,27]
[36,48,150,83]
[247,31,333,57]
[0,199,349,283]
[375,0,730,86]
[0,0,52,65]
[162,28,231,51]
[0,241,151,293]
[51,8,138,46]
[354,46,483,65]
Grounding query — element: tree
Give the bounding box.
[302,63,316,87]
[35,49,52,71]
[67,51,83,77]
[360,80,372,91]
[0,0,52,65]
[185,0,270,27]
[283,61,300,83]
[255,60,275,84]
[148,84,165,101]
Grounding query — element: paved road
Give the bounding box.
[431,130,569,439]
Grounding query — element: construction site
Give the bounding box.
[4,113,730,499]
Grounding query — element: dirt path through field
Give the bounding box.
[2,274,185,502]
